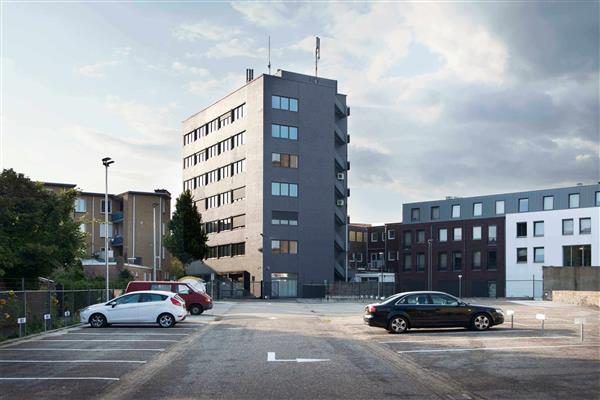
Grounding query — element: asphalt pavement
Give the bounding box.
[0,299,598,400]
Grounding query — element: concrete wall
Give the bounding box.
[551,290,600,308]
[543,266,600,292]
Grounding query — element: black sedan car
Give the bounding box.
[363,291,504,333]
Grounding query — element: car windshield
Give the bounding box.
[380,293,404,304]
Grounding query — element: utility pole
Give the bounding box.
[427,238,434,290]
[152,203,158,280]
[102,157,114,301]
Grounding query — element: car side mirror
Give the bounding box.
[459,302,467,306]
[108,301,117,308]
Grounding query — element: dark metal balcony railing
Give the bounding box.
[110,211,124,222]
[111,236,123,246]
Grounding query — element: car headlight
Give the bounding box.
[495,309,504,314]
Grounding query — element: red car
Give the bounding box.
[126,281,213,315]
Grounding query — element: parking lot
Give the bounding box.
[0,299,598,399]
[0,313,220,399]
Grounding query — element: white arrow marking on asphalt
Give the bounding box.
[267,352,329,363]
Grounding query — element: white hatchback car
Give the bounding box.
[80,290,188,328]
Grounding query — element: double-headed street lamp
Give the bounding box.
[102,157,114,301]
[152,203,159,280]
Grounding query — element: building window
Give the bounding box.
[488,225,497,244]
[101,199,112,214]
[452,251,462,271]
[431,206,440,220]
[453,227,462,241]
[534,247,544,263]
[99,223,112,238]
[416,253,425,272]
[411,208,420,222]
[74,198,86,213]
[563,245,591,267]
[387,229,395,240]
[580,218,591,234]
[271,239,298,255]
[487,250,497,270]
[562,219,574,235]
[357,253,363,262]
[518,198,529,212]
[271,182,298,197]
[388,251,396,261]
[272,95,298,112]
[543,196,554,210]
[439,228,448,242]
[517,248,527,263]
[403,254,412,271]
[79,223,86,233]
[349,231,356,241]
[271,211,296,226]
[473,202,482,217]
[534,221,544,237]
[473,226,482,240]
[569,193,580,208]
[596,191,600,206]
[438,252,448,271]
[272,153,298,168]
[371,232,378,242]
[403,231,412,246]
[271,124,298,140]
[472,251,481,270]
[495,200,505,215]
[416,230,425,243]
[516,222,527,238]
[451,204,460,218]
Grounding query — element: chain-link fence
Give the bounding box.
[0,289,113,341]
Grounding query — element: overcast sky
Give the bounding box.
[1,2,598,223]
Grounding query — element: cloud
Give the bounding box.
[230,2,292,28]
[104,96,178,145]
[73,46,132,78]
[187,73,245,100]
[172,21,242,42]
[171,61,209,76]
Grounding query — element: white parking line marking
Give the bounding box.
[0,377,119,381]
[33,339,178,343]
[267,352,329,363]
[0,348,164,352]
[397,344,600,354]
[380,336,574,344]
[0,360,146,364]
[63,332,188,336]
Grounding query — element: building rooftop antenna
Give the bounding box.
[315,36,320,82]
[268,35,271,75]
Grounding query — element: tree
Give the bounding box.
[0,169,86,288]
[164,190,207,267]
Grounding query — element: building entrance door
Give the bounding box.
[488,281,497,298]
[271,273,298,298]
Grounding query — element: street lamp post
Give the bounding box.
[102,157,114,301]
[427,239,434,290]
[458,274,463,299]
[152,203,159,280]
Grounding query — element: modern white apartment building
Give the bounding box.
[505,185,600,297]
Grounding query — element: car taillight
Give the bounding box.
[170,297,182,307]
[367,305,377,313]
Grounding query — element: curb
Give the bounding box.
[0,322,84,348]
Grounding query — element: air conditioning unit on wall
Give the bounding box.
[336,199,345,206]
[336,172,345,180]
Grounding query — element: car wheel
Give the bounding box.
[189,304,204,315]
[388,316,408,334]
[471,313,491,331]
[158,313,175,328]
[89,313,107,328]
